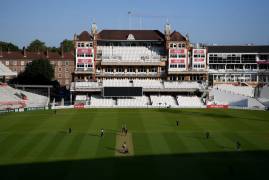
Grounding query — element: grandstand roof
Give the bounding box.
[170,31,187,41]
[207,45,269,53]
[0,51,74,60]
[0,62,17,76]
[77,31,93,41]
[97,30,165,41]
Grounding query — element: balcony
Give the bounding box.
[74,67,94,74]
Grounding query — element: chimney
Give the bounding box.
[61,45,64,58]
[73,33,77,41]
[23,46,27,57]
[186,33,190,42]
[46,48,49,58]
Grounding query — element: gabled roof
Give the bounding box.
[77,31,93,41]
[170,31,186,42]
[207,45,269,53]
[97,30,165,41]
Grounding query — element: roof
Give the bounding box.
[97,30,165,41]
[207,45,269,53]
[170,31,186,41]
[77,31,93,41]
[0,51,74,60]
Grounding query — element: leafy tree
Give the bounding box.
[48,46,59,53]
[27,39,47,52]
[10,59,54,85]
[61,39,74,52]
[0,41,20,51]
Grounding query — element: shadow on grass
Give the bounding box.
[0,150,269,180]
[155,109,236,119]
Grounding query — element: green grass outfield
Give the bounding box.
[0,108,269,179]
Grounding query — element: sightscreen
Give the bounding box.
[103,87,143,97]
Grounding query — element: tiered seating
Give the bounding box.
[117,96,149,107]
[133,80,163,88]
[17,90,48,107]
[0,62,17,76]
[0,85,48,109]
[176,96,203,107]
[210,88,265,109]
[164,81,202,89]
[90,95,115,107]
[215,84,254,97]
[99,46,162,61]
[103,80,132,87]
[75,82,100,89]
[150,95,177,107]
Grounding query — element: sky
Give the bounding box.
[0,0,269,48]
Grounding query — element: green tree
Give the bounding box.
[61,39,74,52]
[11,59,54,85]
[0,41,20,51]
[48,46,59,53]
[27,39,47,52]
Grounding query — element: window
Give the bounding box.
[178,54,186,58]
[105,67,114,73]
[138,67,146,73]
[21,61,24,66]
[77,54,84,57]
[178,43,185,48]
[85,54,93,57]
[77,64,84,68]
[58,67,62,72]
[58,61,62,66]
[178,64,185,68]
[127,67,135,73]
[170,44,173,48]
[149,67,157,73]
[65,67,69,72]
[116,67,124,73]
[65,61,69,66]
[170,64,177,68]
[170,54,177,58]
[58,74,62,78]
[5,61,9,65]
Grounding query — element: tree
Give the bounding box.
[48,46,59,53]
[0,41,20,51]
[61,39,74,52]
[27,39,47,52]
[10,59,54,85]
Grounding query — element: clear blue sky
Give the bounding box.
[0,0,269,48]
